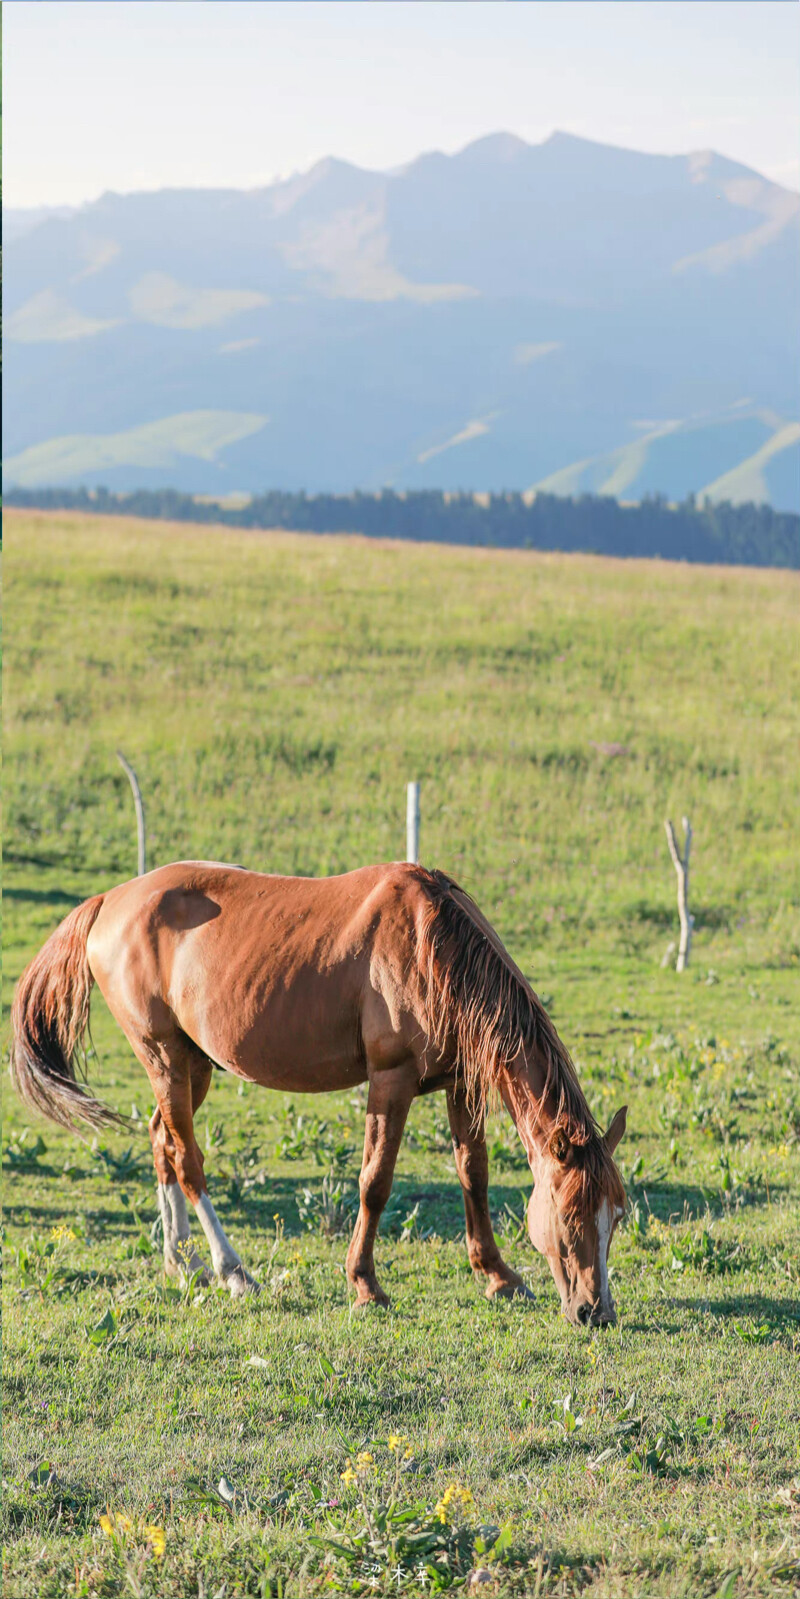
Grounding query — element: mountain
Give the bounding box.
[4,132,799,508]
[3,204,79,242]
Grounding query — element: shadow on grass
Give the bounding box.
[4,850,66,870]
[2,1162,66,1184]
[209,1173,531,1240]
[3,1173,527,1240]
[4,887,83,906]
[630,1178,782,1219]
[632,900,735,932]
[669,1293,800,1329]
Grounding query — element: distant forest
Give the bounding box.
[6,486,799,569]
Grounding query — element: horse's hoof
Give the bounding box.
[486,1278,535,1302]
[352,1291,390,1311]
[225,1265,261,1298]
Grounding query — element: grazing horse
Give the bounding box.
[11,862,627,1326]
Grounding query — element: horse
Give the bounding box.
[10,860,627,1327]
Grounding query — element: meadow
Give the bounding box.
[3,509,799,1599]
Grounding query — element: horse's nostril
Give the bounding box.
[576,1302,592,1325]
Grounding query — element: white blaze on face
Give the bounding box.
[595,1198,614,1307]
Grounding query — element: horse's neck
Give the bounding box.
[500,1052,560,1171]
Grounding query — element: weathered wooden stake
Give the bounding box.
[117,751,147,876]
[406,781,420,864]
[664,816,693,972]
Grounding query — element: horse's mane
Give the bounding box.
[414,867,624,1218]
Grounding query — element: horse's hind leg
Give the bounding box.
[135,1020,259,1297]
[446,1087,533,1301]
[346,1066,417,1308]
[150,1107,211,1285]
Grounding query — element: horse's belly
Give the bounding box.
[173,963,366,1094]
[216,1053,367,1094]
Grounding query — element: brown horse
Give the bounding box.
[11,861,627,1326]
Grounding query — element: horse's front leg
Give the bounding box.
[446,1086,533,1301]
[346,1065,417,1308]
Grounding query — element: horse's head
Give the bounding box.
[527,1106,627,1327]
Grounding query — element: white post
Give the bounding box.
[406,781,420,864]
[117,751,147,876]
[664,816,693,972]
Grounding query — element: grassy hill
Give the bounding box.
[533,408,800,507]
[4,511,799,1598]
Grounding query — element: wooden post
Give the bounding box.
[406,781,420,864]
[664,816,693,971]
[117,751,147,876]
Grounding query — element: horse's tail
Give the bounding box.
[10,894,126,1132]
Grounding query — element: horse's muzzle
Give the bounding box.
[574,1299,617,1328]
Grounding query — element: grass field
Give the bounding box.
[3,510,800,1599]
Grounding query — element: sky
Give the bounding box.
[4,0,799,210]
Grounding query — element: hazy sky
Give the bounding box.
[5,0,799,208]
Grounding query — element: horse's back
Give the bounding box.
[87,860,435,1087]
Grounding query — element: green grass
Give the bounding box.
[3,510,800,1599]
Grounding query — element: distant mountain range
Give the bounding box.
[5,132,799,509]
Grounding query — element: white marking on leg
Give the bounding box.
[595,1198,614,1313]
[193,1192,243,1281]
[158,1182,208,1281]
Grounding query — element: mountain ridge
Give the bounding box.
[5,131,799,507]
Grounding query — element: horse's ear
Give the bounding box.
[604,1106,628,1154]
[549,1127,571,1163]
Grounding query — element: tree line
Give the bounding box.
[6,485,798,568]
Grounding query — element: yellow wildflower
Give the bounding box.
[145,1525,166,1558]
[356,1451,375,1469]
[435,1482,474,1522]
[340,1465,357,1487]
[388,1433,410,1453]
[99,1511,133,1536]
[51,1225,77,1242]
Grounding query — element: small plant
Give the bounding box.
[717,1150,739,1198]
[398,1201,422,1242]
[311,1438,512,1590]
[626,1152,645,1185]
[4,1130,48,1169]
[626,1200,648,1241]
[298,1171,356,1237]
[94,1144,149,1183]
[670,1228,745,1276]
[732,1321,773,1344]
[86,1308,119,1348]
[487,1128,529,1171]
[275,1104,354,1171]
[14,1227,77,1297]
[204,1120,226,1154]
[220,1140,268,1202]
[97,1509,167,1594]
[554,1393,584,1435]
